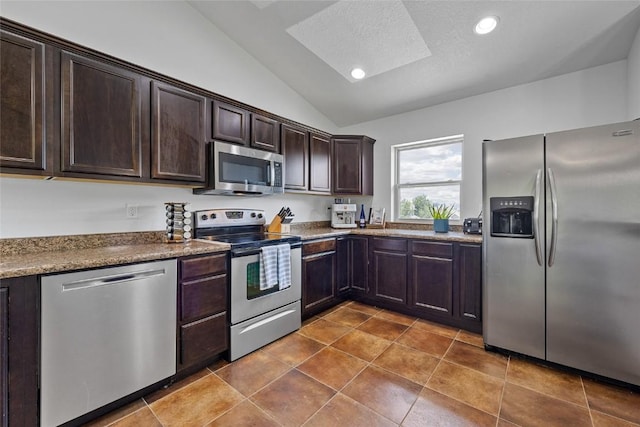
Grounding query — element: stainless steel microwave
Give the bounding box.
[194,141,284,196]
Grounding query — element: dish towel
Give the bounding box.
[276,243,291,290]
[259,245,279,290]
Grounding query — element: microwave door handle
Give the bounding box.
[268,163,274,186]
[533,169,543,266]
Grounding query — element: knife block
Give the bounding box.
[267,215,293,233]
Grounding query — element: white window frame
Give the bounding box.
[392,134,464,222]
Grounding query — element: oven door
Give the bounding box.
[230,246,301,325]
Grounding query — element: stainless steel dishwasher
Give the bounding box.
[40,259,177,427]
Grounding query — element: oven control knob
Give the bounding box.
[211,213,217,219]
[257,213,263,219]
[250,212,256,218]
[200,214,208,220]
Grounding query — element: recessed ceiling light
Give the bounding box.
[475,16,499,35]
[351,68,366,80]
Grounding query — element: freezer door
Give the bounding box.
[483,135,546,359]
[545,121,640,386]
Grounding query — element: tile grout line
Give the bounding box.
[495,355,510,427]
[580,375,597,427]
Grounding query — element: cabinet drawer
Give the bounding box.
[181,274,227,322]
[372,237,407,252]
[180,253,227,280]
[303,238,336,256]
[181,312,227,366]
[412,241,453,258]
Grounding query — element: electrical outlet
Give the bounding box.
[125,204,138,219]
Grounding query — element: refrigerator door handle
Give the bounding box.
[548,168,559,267]
[533,169,543,266]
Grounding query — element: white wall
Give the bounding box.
[338,60,629,221]
[628,24,640,120]
[0,0,346,238]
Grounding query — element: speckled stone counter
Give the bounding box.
[0,232,229,279]
[291,225,482,244]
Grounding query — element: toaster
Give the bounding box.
[463,218,483,234]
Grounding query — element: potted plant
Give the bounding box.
[428,203,455,233]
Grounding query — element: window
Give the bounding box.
[393,135,463,221]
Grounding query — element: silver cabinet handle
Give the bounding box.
[547,168,558,267]
[62,268,166,291]
[533,169,543,266]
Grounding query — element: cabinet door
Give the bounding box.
[151,81,205,182]
[458,244,482,321]
[61,52,142,177]
[302,252,336,314]
[212,100,249,145]
[371,250,407,303]
[350,237,369,292]
[336,238,349,293]
[410,255,453,316]
[251,114,280,152]
[0,31,47,173]
[181,274,227,323]
[180,312,227,367]
[0,288,7,427]
[0,277,38,427]
[332,137,361,194]
[309,133,331,193]
[282,124,309,190]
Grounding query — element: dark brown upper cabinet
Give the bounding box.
[151,81,206,183]
[212,100,250,145]
[60,51,143,178]
[309,133,331,194]
[0,30,50,174]
[281,123,309,191]
[251,113,280,152]
[332,135,375,195]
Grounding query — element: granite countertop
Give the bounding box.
[1,224,482,279]
[294,226,483,244]
[0,235,229,279]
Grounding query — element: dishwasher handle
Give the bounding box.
[62,268,167,292]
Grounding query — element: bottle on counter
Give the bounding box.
[359,204,366,228]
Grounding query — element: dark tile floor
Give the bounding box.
[86,301,640,426]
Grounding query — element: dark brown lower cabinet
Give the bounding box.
[302,239,337,317]
[1,288,7,427]
[0,276,38,427]
[409,241,454,316]
[370,238,408,304]
[178,253,229,371]
[458,244,482,322]
[336,236,369,295]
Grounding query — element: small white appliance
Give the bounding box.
[331,203,357,228]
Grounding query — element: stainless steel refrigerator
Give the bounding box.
[482,120,640,386]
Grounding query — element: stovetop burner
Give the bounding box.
[193,209,301,251]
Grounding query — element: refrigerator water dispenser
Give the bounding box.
[490,196,534,238]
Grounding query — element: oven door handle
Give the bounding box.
[231,243,302,257]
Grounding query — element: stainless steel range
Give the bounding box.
[194,209,302,361]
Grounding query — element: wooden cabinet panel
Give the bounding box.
[180,312,227,367]
[282,124,309,190]
[372,237,407,252]
[181,274,227,323]
[0,288,6,427]
[410,255,454,315]
[302,238,336,256]
[180,253,227,281]
[351,236,369,292]
[309,133,331,193]
[458,244,482,321]
[61,51,142,177]
[371,250,407,304]
[251,114,280,152]
[0,276,38,427]
[151,81,205,182]
[332,135,374,195]
[412,241,453,258]
[336,237,349,293]
[212,100,249,145]
[302,251,336,314]
[0,31,47,172]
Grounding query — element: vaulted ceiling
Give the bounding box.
[189,1,640,127]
